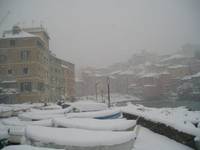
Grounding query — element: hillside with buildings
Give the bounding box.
[76,46,200,102]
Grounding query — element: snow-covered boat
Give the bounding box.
[18,107,71,121]
[8,126,24,144]
[1,117,52,144]
[24,126,135,150]
[53,118,136,131]
[66,109,122,119]
[2,145,64,150]
[0,106,13,118]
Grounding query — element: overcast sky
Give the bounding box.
[0,0,200,68]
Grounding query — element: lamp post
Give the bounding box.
[95,82,100,101]
[107,77,111,108]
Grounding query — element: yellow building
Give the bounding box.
[0,26,75,103]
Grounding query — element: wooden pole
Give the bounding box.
[107,77,111,108]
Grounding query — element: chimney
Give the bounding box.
[12,26,21,34]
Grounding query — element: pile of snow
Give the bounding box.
[2,145,64,150]
[70,101,107,112]
[53,118,136,131]
[121,104,200,137]
[24,126,135,147]
[66,109,121,119]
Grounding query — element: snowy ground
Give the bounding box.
[133,126,193,150]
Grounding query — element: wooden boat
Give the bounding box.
[18,107,71,121]
[24,126,135,150]
[53,118,136,131]
[66,109,122,119]
[2,145,64,150]
[1,117,52,144]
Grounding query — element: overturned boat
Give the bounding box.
[2,145,64,150]
[53,118,136,131]
[24,126,135,150]
[1,117,53,144]
[66,109,122,119]
[18,107,72,121]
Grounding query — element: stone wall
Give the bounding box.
[123,112,197,150]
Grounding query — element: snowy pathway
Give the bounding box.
[133,127,193,150]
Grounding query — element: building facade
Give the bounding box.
[0,26,75,103]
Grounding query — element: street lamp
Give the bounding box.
[95,81,100,101]
[107,77,111,108]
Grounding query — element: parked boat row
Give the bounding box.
[1,101,137,150]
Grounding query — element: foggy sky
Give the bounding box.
[0,0,200,68]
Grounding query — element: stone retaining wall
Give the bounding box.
[123,112,197,150]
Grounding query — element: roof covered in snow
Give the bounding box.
[1,30,37,39]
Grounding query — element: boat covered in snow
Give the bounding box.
[18,107,72,121]
[24,126,135,150]
[66,109,122,119]
[53,118,136,131]
[1,117,53,144]
[2,145,64,150]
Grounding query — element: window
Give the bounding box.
[23,67,28,74]
[38,82,45,91]
[8,69,12,75]
[36,40,44,49]
[10,40,15,47]
[20,50,30,61]
[20,82,32,92]
[0,55,7,63]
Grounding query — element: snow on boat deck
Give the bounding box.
[25,126,135,147]
[66,109,121,119]
[53,118,136,131]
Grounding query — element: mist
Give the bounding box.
[0,0,200,68]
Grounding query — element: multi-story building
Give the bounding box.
[49,54,75,101]
[0,26,75,103]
